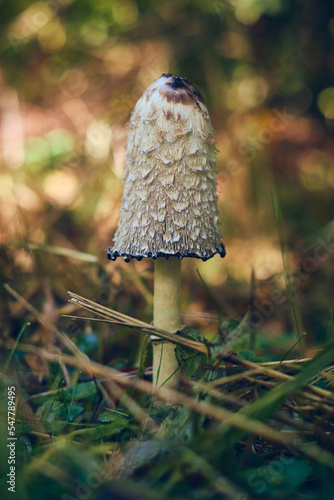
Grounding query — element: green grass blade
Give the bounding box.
[208,335,334,467]
[280,332,307,364]
[1,322,30,379]
[242,336,334,421]
[66,371,81,424]
[196,268,222,324]
[29,243,98,263]
[272,186,304,345]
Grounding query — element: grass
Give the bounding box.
[1,284,334,500]
[1,2,334,498]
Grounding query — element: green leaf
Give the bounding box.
[68,419,137,441]
[36,400,84,431]
[64,381,98,401]
[175,329,208,379]
[210,312,250,359]
[98,410,129,423]
[156,407,192,441]
[181,329,206,343]
[118,440,167,474]
[175,345,206,379]
[32,381,99,405]
[156,406,206,443]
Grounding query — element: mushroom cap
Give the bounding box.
[107,74,226,262]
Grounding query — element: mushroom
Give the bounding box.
[107,73,225,388]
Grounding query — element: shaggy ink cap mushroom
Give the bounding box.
[107,74,226,262]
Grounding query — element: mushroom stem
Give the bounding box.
[152,256,181,388]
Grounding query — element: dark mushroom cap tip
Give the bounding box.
[106,243,226,262]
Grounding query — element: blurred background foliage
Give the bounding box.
[1,2,334,500]
[1,0,334,363]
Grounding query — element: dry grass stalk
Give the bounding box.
[2,337,334,469]
[66,291,207,353]
[4,284,87,361]
[3,284,334,471]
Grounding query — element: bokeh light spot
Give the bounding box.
[298,149,334,191]
[25,137,51,167]
[80,19,109,47]
[45,129,75,158]
[59,69,88,97]
[14,183,41,211]
[0,174,14,200]
[317,87,334,119]
[38,18,66,53]
[103,44,139,75]
[9,2,54,41]
[225,69,268,110]
[235,4,261,25]
[43,169,78,205]
[14,249,34,272]
[85,121,113,159]
[220,32,249,59]
[112,0,138,26]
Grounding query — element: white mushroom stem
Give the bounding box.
[152,256,181,388]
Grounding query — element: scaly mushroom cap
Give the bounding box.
[107,73,226,262]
